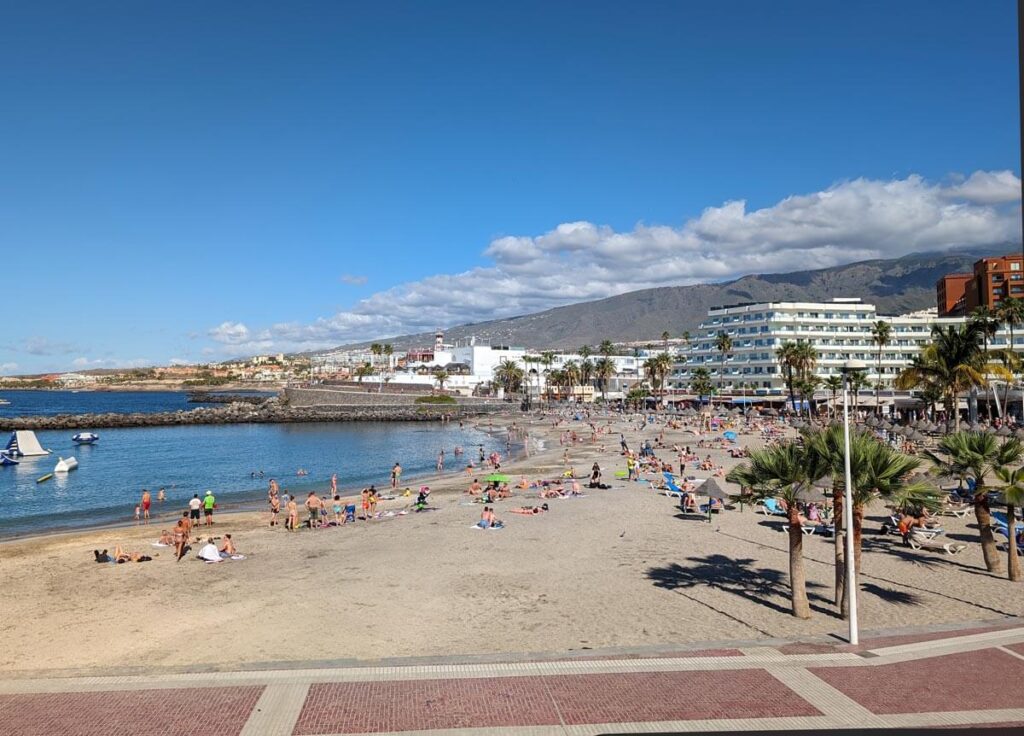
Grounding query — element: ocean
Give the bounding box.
[0,391,506,537]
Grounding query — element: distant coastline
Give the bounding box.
[0,382,285,393]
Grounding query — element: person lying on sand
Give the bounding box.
[198,538,223,562]
[509,503,549,515]
[113,544,151,563]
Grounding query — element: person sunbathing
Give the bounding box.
[158,529,173,545]
[113,544,151,563]
[510,504,549,515]
[219,534,237,555]
[497,483,511,498]
[468,479,482,495]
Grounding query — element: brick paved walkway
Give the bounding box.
[0,619,1022,736]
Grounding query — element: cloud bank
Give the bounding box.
[209,171,1022,353]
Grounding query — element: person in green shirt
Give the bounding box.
[203,490,216,526]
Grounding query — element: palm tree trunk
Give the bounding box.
[974,496,1004,573]
[1008,504,1021,582]
[833,485,847,616]
[787,507,812,619]
[875,349,881,416]
[853,505,865,575]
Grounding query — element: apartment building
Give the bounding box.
[671,298,975,394]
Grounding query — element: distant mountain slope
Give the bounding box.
[331,246,1003,352]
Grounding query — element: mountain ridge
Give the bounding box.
[326,245,1008,352]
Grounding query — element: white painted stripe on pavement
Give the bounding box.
[240,682,309,736]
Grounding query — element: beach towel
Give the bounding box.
[150,542,170,548]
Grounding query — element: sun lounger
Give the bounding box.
[941,503,971,519]
[759,498,786,516]
[906,531,967,555]
[991,511,1024,534]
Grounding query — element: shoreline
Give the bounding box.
[0,417,528,542]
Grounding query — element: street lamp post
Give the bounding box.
[840,359,866,645]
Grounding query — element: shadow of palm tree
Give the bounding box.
[860,582,923,606]
[645,553,838,621]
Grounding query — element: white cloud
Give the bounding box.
[944,170,1021,205]
[169,358,191,366]
[207,171,1022,352]
[24,337,76,356]
[340,274,368,285]
[0,362,17,374]
[72,357,151,369]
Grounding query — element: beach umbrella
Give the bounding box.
[723,430,738,441]
[865,416,878,427]
[969,422,982,432]
[485,473,510,483]
[813,474,834,490]
[910,430,927,442]
[701,478,729,522]
[791,481,820,503]
[614,470,628,478]
[997,426,1012,437]
[765,408,778,416]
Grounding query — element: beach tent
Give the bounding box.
[5,430,50,457]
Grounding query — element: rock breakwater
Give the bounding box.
[0,399,508,431]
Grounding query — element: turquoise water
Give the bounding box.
[0,420,504,537]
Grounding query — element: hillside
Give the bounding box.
[331,246,1004,351]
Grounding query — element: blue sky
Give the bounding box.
[1,0,1021,374]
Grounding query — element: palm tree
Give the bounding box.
[370,343,382,370]
[681,331,691,349]
[661,331,671,349]
[563,360,581,401]
[599,340,614,357]
[579,357,594,392]
[579,345,592,359]
[714,331,733,404]
[493,358,525,395]
[849,369,869,414]
[896,323,1004,431]
[432,367,449,392]
[643,357,661,396]
[727,443,815,618]
[594,356,615,400]
[776,342,799,413]
[796,376,820,418]
[353,363,373,383]
[379,344,395,393]
[824,375,843,419]
[690,366,713,406]
[540,351,556,407]
[871,320,892,415]
[926,431,1022,573]
[972,306,1002,418]
[804,426,935,611]
[993,466,1024,582]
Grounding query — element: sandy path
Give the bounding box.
[1,413,1020,674]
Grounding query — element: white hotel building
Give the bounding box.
[671,297,990,395]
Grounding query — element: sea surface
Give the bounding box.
[0,392,508,537]
[0,389,271,417]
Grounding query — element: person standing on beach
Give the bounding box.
[188,494,202,527]
[203,490,216,526]
[269,493,280,527]
[157,488,166,503]
[140,489,151,524]
[286,495,298,530]
[391,462,401,489]
[305,492,322,529]
[360,488,370,520]
[437,449,445,472]
[330,474,338,495]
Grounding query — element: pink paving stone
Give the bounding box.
[293,670,819,734]
[777,642,841,655]
[294,678,562,734]
[1006,642,1024,657]
[0,686,263,736]
[810,648,1024,715]
[545,669,821,725]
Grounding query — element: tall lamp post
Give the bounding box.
[840,360,866,645]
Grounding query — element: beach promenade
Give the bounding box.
[1,618,1022,735]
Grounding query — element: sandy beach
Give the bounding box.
[1,412,1021,676]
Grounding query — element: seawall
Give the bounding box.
[0,399,509,431]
